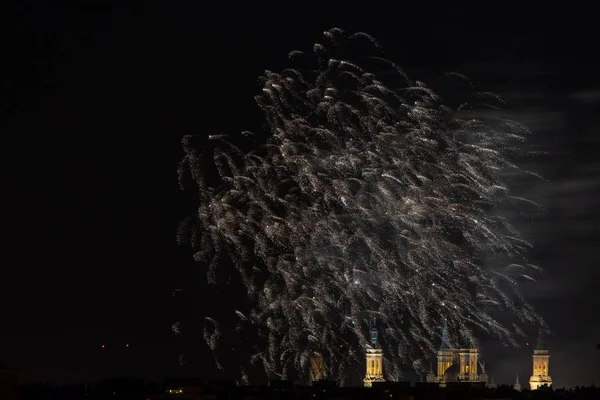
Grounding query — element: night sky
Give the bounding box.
[3,0,599,388]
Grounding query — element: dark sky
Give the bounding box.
[3,0,599,388]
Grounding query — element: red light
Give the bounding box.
[420,346,424,350]
[126,344,130,348]
[526,342,530,346]
[101,344,105,349]
[340,345,343,348]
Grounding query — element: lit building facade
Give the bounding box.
[426,326,485,386]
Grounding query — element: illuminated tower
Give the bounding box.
[363,321,385,387]
[529,330,552,390]
[309,351,325,383]
[457,349,479,382]
[436,325,454,386]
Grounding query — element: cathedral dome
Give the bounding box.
[443,363,460,382]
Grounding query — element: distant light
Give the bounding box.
[340,344,343,348]
[126,344,130,348]
[101,344,105,349]
[526,342,530,346]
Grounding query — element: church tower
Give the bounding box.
[309,351,325,384]
[529,329,552,390]
[457,349,479,382]
[363,321,385,387]
[436,325,454,386]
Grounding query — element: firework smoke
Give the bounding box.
[178,28,545,384]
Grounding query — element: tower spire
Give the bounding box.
[370,317,379,348]
[535,328,546,350]
[513,374,521,391]
[440,321,450,350]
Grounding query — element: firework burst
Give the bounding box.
[177,28,545,384]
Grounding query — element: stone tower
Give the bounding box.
[363,321,385,387]
[436,325,454,383]
[457,349,479,382]
[529,329,552,390]
[309,351,325,384]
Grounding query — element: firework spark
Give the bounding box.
[178,28,545,384]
